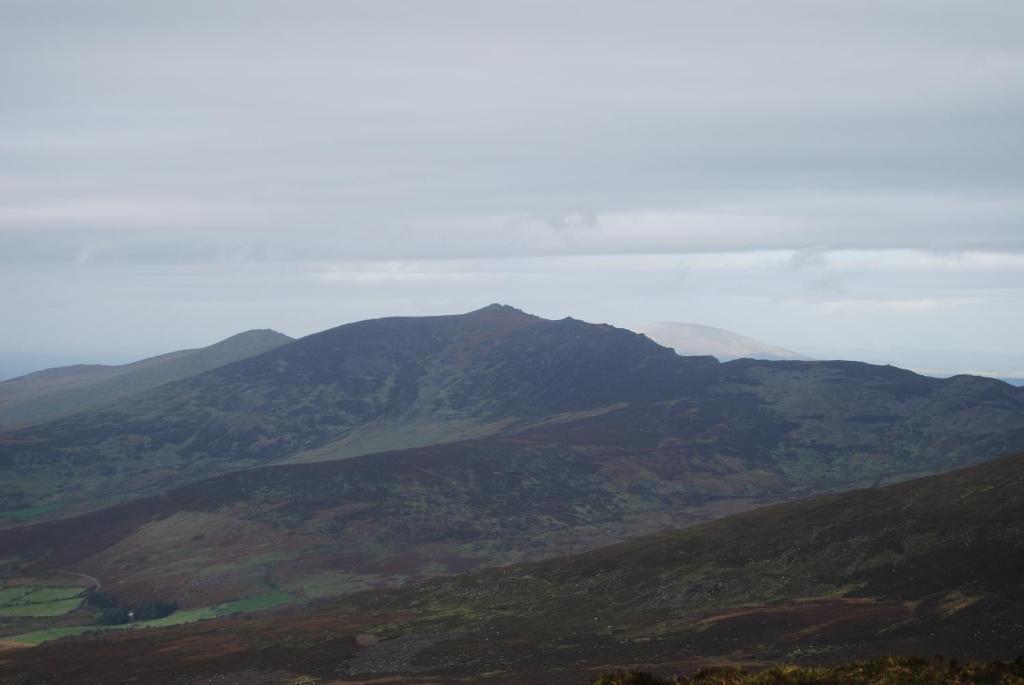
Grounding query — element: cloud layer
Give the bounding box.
[2,1,1022,376]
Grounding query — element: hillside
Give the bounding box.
[3,450,1024,684]
[364,448,1024,676]
[640,322,806,361]
[0,433,788,611]
[1,366,1023,642]
[0,305,716,520]
[0,329,292,430]
[2,305,1023,528]
[0,306,1021,550]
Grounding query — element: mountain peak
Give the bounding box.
[217,329,293,345]
[467,303,534,318]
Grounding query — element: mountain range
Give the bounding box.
[3,305,1022,525]
[0,304,1022,683]
[0,329,291,431]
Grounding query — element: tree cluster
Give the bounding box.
[86,589,178,625]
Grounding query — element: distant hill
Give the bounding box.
[0,329,292,430]
[5,450,1024,683]
[640,322,807,361]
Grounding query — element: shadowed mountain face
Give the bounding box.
[0,305,719,519]
[0,432,790,609]
[4,451,1024,684]
[0,304,1022,529]
[0,307,1022,624]
[0,305,1023,681]
[0,329,292,431]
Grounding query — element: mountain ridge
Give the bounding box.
[3,448,1024,683]
[0,329,293,430]
[1,305,1022,528]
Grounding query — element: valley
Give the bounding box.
[0,306,1022,684]
[2,447,1024,682]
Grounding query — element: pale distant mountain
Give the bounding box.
[0,329,292,430]
[639,321,807,361]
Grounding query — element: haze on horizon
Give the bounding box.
[2,1,1023,380]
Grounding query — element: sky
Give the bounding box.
[2,0,1023,380]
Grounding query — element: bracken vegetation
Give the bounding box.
[593,657,1024,685]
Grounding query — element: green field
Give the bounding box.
[4,625,110,645]
[0,585,85,618]
[217,592,293,615]
[0,597,84,618]
[3,590,295,645]
[0,502,62,523]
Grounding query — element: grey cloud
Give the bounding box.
[1,0,1023,375]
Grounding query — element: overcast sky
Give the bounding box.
[2,0,1023,379]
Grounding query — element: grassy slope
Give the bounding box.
[331,448,1024,676]
[4,452,1024,684]
[0,432,788,609]
[0,329,291,431]
[0,305,719,518]
[2,306,1022,529]
[4,370,1022,612]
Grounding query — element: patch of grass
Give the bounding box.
[0,585,85,617]
[0,591,296,645]
[4,625,111,645]
[3,608,221,644]
[16,586,85,604]
[199,552,291,576]
[0,596,83,617]
[130,607,218,628]
[0,502,62,522]
[285,571,387,599]
[0,587,34,605]
[217,591,293,615]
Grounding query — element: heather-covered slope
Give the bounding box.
[1,305,1022,531]
[375,448,1024,672]
[0,433,788,611]
[4,451,1024,684]
[0,383,1022,640]
[0,329,292,430]
[0,305,718,520]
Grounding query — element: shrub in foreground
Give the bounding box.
[591,656,1024,685]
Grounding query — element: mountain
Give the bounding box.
[0,304,1022,537]
[0,329,292,431]
[640,322,806,361]
[1,305,1024,679]
[0,323,1023,629]
[0,305,721,520]
[3,450,1024,684]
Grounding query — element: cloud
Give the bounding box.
[811,297,983,315]
[1,0,1022,376]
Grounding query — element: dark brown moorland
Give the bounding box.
[2,449,1023,684]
